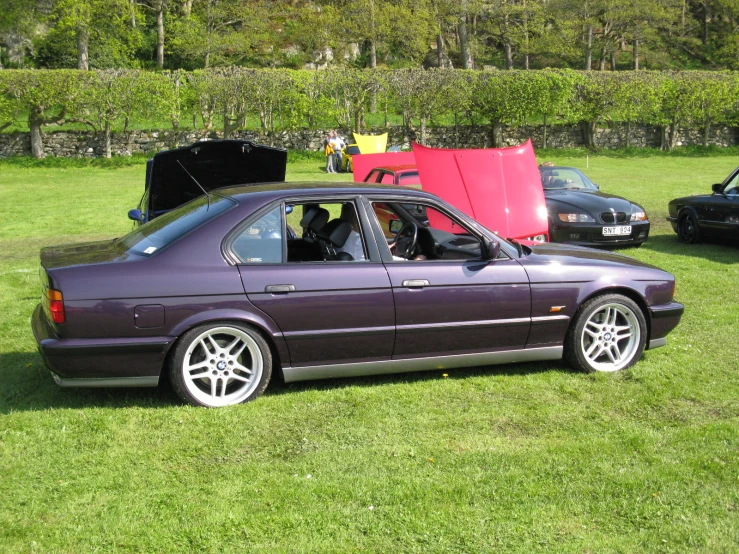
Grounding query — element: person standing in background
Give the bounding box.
[324,132,336,173]
[329,131,346,172]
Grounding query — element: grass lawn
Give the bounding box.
[1,152,738,552]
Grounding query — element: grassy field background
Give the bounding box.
[1,152,738,552]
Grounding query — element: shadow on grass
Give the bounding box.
[0,350,574,412]
[640,234,739,264]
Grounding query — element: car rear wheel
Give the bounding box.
[565,294,646,373]
[169,322,272,407]
[677,211,702,244]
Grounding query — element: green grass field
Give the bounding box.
[1,153,738,552]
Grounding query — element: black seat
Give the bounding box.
[317,219,354,261]
[287,206,330,262]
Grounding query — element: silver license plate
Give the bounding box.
[602,226,632,236]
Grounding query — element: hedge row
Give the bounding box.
[1,69,738,157]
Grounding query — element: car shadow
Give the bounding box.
[0,351,180,414]
[639,234,739,264]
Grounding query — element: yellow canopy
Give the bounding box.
[353,132,388,154]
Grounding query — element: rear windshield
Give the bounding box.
[120,195,236,256]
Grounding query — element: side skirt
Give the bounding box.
[52,374,160,388]
[282,346,563,383]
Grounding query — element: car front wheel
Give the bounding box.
[169,322,272,407]
[677,211,702,244]
[565,294,646,373]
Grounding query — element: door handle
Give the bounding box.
[402,279,430,288]
[265,284,295,293]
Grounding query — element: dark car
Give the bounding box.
[33,183,683,408]
[540,166,650,247]
[667,167,739,244]
[127,140,287,225]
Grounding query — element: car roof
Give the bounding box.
[215,181,433,202]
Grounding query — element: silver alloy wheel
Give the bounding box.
[182,326,264,407]
[580,303,641,372]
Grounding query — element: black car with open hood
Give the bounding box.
[539,165,650,247]
[128,140,287,224]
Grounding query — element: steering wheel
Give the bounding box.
[394,221,418,260]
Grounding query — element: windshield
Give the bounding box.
[540,167,597,191]
[120,195,236,256]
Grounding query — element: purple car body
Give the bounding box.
[32,183,683,407]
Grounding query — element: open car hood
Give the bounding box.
[411,140,549,240]
[147,140,287,215]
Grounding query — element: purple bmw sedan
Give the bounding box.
[32,183,684,407]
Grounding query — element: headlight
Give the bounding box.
[630,211,647,222]
[557,213,594,223]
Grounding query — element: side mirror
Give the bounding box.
[593,184,600,190]
[482,237,501,260]
[128,209,144,223]
[712,183,723,194]
[389,219,403,234]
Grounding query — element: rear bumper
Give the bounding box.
[32,304,170,386]
[647,301,685,349]
[550,221,650,247]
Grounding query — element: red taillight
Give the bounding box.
[45,289,65,324]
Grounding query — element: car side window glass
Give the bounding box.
[380,173,395,184]
[398,173,420,186]
[370,202,481,261]
[285,201,367,263]
[232,205,284,264]
[724,173,739,195]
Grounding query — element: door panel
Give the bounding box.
[239,264,394,367]
[385,259,531,357]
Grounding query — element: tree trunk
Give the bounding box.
[104,120,112,158]
[542,113,547,148]
[625,122,631,148]
[585,24,593,70]
[610,50,617,70]
[491,121,503,147]
[130,0,136,27]
[504,39,513,70]
[459,13,472,69]
[599,45,607,70]
[703,0,709,44]
[76,26,89,70]
[183,0,194,18]
[703,119,710,147]
[581,121,596,149]
[634,39,640,70]
[369,40,377,68]
[660,125,668,150]
[420,116,427,146]
[29,108,45,159]
[436,33,445,68]
[156,5,165,69]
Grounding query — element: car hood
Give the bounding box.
[148,140,287,215]
[524,241,659,269]
[545,189,639,216]
[40,239,135,270]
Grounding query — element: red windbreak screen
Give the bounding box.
[352,152,417,183]
[412,140,548,240]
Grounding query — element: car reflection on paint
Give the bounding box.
[33,183,683,407]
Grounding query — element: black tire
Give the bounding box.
[564,294,647,373]
[169,321,272,407]
[677,211,702,244]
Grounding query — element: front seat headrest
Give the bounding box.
[318,219,353,247]
[300,206,320,228]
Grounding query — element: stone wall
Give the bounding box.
[0,123,736,158]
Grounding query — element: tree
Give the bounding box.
[1,70,87,157]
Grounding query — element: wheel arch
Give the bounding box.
[162,310,289,380]
[572,286,651,342]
